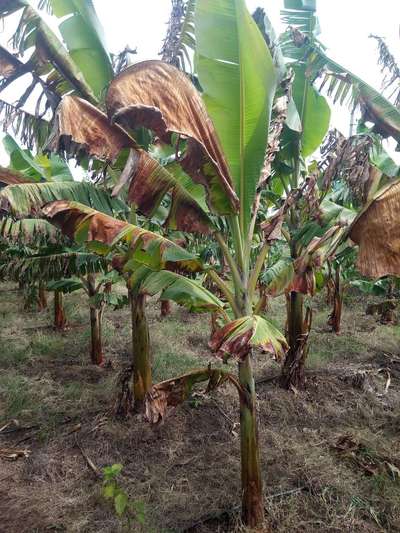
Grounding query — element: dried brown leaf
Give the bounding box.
[106,60,238,214]
[350,181,400,278]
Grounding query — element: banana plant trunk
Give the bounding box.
[238,352,264,527]
[280,291,309,390]
[130,293,152,411]
[54,291,67,330]
[328,265,342,334]
[38,283,48,310]
[87,274,104,366]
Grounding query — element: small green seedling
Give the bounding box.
[102,464,146,529]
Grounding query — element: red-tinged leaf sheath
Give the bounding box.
[131,293,152,411]
[239,353,264,527]
[88,274,104,366]
[160,300,171,317]
[54,291,67,330]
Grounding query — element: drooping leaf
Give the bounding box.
[210,315,288,361]
[139,269,223,312]
[145,366,238,423]
[195,0,278,233]
[0,99,50,151]
[50,0,113,100]
[0,181,128,218]
[106,60,238,215]
[261,257,295,297]
[47,95,133,162]
[0,217,59,245]
[301,43,400,145]
[0,251,106,284]
[349,181,400,278]
[43,201,203,273]
[46,277,83,293]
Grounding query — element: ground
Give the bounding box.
[0,283,399,532]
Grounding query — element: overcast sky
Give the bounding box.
[1,0,400,164]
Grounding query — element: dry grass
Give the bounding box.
[0,283,399,532]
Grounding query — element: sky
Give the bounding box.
[1,0,400,164]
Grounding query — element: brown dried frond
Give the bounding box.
[319,129,374,204]
[350,181,400,278]
[370,34,400,108]
[160,0,195,71]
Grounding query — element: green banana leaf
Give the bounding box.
[140,270,223,312]
[291,66,331,156]
[50,0,113,100]
[195,0,278,234]
[3,135,73,182]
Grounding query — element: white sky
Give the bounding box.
[1,0,400,164]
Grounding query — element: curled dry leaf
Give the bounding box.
[116,149,211,234]
[106,60,238,215]
[209,315,288,362]
[42,200,128,244]
[144,366,240,424]
[47,95,133,162]
[43,200,203,273]
[350,181,400,278]
[48,96,211,234]
[0,166,31,187]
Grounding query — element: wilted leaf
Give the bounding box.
[106,60,238,215]
[262,257,294,296]
[0,181,128,219]
[210,315,288,361]
[139,270,223,312]
[47,95,133,162]
[145,367,238,423]
[117,149,212,234]
[350,181,400,278]
[43,201,203,273]
[289,225,345,295]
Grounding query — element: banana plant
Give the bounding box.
[23,0,290,523]
[250,0,400,389]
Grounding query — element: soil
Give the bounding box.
[0,285,399,532]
